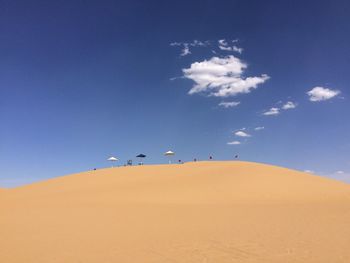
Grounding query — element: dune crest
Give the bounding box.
[1,161,350,262]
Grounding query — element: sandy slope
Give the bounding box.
[1,161,350,263]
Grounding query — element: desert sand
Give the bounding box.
[1,161,350,263]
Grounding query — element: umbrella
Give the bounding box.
[136,154,146,165]
[164,150,174,156]
[164,150,175,163]
[107,156,118,167]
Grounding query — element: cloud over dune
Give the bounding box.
[235,130,251,137]
[218,39,243,53]
[263,101,297,116]
[282,101,297,110]
[170,40,209,56]
[263,107,280,116]
[307,87,340,102]
[218,101,240,108]
[183,56,269,97]
[227,141,241,145]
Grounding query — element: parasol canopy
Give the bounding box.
[164,150,175,156]
[107,156,118,161]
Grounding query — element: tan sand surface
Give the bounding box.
[1,161,350,262]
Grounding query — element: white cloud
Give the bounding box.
[218,45,232,51]
[170,40,209,56]
[262,101,296,117]
[191,40,208,46]
[328,171,350,183]
[304,170,315,174]
[170,40,208,47]
[219,45,243,53]
[170,42,181,46]
[227,141,241,145]
[263,107,280,116]
[218,39,226,46]
[254,126,264,131]
[282,101,297,110]
[218,101,240,108]
[171,39,244,57]
[307,86,340,102]
[235,131,251,137]
[232,46,243,53]
[218,39,243,53]
[180,45,191,56]
[183,56,269,97]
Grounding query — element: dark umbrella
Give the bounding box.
[136,154,146,165]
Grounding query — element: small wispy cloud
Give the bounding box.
[170,40,209,57]
[171,39,243,57]
[263,101,296,116]
[218,39,243,54]
[218,39,226,46]
[307,86,340,102]
[180,44,191,56]
[328,170,350,183]
[254,126,264,131]
[235,131,251,137]
[263,107,280,116]
[219,45,243,53]
[218,101,240,108]
[227,141,241,145]
[282,101,297,110]
[304,170,315,174]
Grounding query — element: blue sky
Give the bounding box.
[1,0,350,187]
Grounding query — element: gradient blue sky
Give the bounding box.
[1,0,350,187]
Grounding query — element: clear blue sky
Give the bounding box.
[1,0,350,187]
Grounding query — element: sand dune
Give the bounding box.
[1,161,350,262]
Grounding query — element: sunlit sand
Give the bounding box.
[1,161,350,262]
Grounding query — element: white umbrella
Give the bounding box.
[107,156,118,167]
[164,150,175,164]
